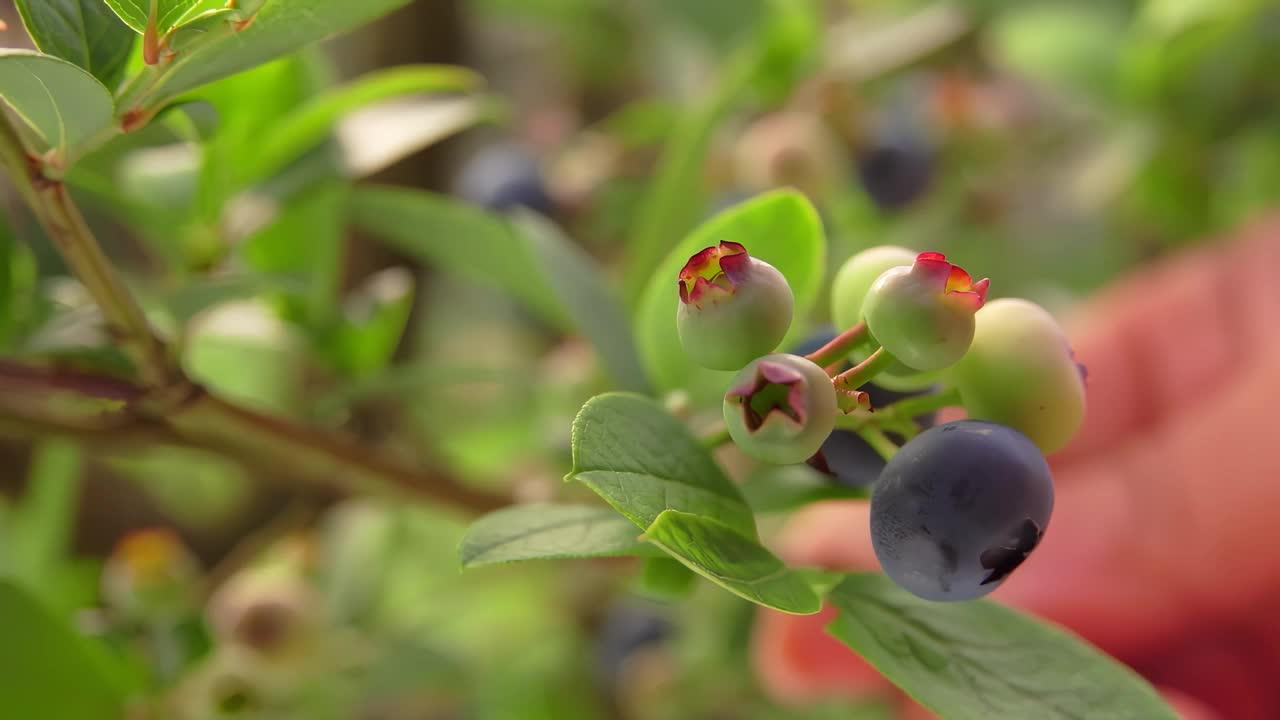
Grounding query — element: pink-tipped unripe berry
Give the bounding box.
[676,241,794,371]
[862,252,989,371]
[722,354,837,465]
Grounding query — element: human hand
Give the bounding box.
[753,216,1280,720]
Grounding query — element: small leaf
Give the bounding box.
[0,581,129,720]
[350,186,569,329]
[102,0,213,35]
[569,393,756,538]
[826,574,1179,720]
[118,0,416,109]
[641,510,820,615]
[14,0,136,89]
[5,441,81,602]
[740,463,868,513]
[512,211,649,393]
[338,95,489,178]
[636,557,698,599]
[0,50,114,156]
[634,190,826,395]
[240,64,481,187]
[459,504,659,568]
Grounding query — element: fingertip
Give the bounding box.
[776,501,879,571]
[752,604,891,704]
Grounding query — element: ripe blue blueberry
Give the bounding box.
[870,420,1053,601]
[856,141,934,210]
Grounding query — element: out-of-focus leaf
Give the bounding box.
[0,50,114,156]
[14,0,135,89]
[634,190,826,395]
[641,510,820,614]
[4,441,81,608]
[0,580,128,720]
[459,504,659,567]
[118,0,415,108]
[637,556,698,598]
[240,64,481,187]
[826,573,1178,719]
[164,274,310,325]
[350,186,569,329]
[988,2,1127,98]
[339,96,491,178]
[322,267,414,377]
[512,211,649,392]
[568,393,756,538]
[740,463,868,513]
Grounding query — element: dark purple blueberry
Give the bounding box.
[455,142,555,215]
[856,142,933,210]
[870,419,1054,601]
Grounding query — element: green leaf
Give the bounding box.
[512,211,649,392]
[634,190,826,394]
[322,267,415,377]
[240,64,481,187]
[641,510,820,615]
[119,0,415,109]
[0,581,128,720]
[101,0,215,35]
[826,574,1179,720]
[636,556,698,599]
[350,186,569,329]
[568,393,756,538]
[14,0,136,89]
[459,503,660,568]
[0,50,114,156]
[5,441,81,600]
[740,463,868,513]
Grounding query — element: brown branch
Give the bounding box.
[0,362,506,515]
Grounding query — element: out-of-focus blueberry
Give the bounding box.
[856,143,934,210]
[454,142,555,215]
[595,604,672,691]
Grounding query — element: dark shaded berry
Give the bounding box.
[856,142,934,210]
[595,604,672,691]
[870,420,1053,601]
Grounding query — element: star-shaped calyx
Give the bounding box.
[912,251,990,311]
[725,358,810,433]
[979,517,1043,585]
[678,241,752,306]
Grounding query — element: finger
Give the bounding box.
[894,686,1220,720]
[1054,214,1280,465]
[752,603,890,704]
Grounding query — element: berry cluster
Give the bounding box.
[676,244,1086,601]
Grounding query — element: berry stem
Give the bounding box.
[855,425,899,461]
[832,345,896,391]
[879,385,962,422]
[803,321,868,369]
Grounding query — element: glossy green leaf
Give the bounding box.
[826,574,1179,720]
[14,0,136,89]
[512,211,649,392]
[0,50,114,155]
[459,503,659,568]
[568,393,756,538]
[637,556,698,598]
[241,64,480,187]
[0,581,128,720]
[118,0,415,109]
[350,186,568,329]
[641,510,820,614]
[102,0,213,35]
[634,190,826,394]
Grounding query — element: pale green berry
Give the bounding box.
[723,354,837,465]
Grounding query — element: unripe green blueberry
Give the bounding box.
[101,528,201,623]
[949,298,1086,454]
[830,245,917,331]
[677,241,794,371]
[862,252,989,372]
[831,245,938,389]
[723,354,837,465]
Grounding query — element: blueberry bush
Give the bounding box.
[0,0,1274,718]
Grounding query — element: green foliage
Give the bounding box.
[0,581,129,720]
[459,503,659,567]
[636,190,826,395]
[14,0,135,89]
[0,50,113,156]
[642,510,820,615]
[102,0,214,35]
[739,463,867,513]
[826,574,1179,719]
[568,393,756,538]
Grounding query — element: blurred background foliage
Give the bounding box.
[1,0,1278,718]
